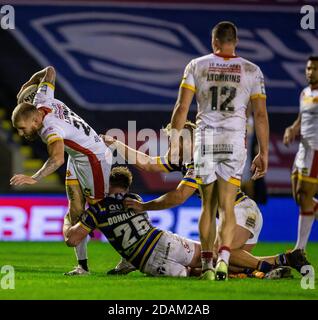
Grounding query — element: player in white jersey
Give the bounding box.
[169,22,269,280]
[10,66,113,275]
[283,56,318,257]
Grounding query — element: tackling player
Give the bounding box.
[10,66,113,275]
[168,21,269,280]
[283,56,318,258]
[101,122,308,277]
[66,166,303,279]
[66,167,202,277]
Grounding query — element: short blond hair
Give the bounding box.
[11,102,37,126]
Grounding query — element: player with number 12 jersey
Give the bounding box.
[181,53,266,185]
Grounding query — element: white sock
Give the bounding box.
[75,236,89,261]
[295,213,315,250]
[217,246,230,265]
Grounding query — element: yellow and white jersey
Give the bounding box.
[181,53,266,133]
[300,86,318,149]
[34,82,109,159]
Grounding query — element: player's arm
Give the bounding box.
[10,140,64,186]
[283,113,301,146]
[250,96,269,180]
[170,87,194,162]
[101,135,166,172]
[124,183,196,212]
[32,140,65,181]
[17,66,56,99]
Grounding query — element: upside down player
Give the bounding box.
[66,167,202,277]
[10,66,113,275]
[283,56,318,261]
[102,122,308,278]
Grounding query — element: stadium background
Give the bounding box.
[0,0,317,244]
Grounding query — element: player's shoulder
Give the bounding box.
[301,86,311,96]
[190,53,214,66]
[239,57,261,73]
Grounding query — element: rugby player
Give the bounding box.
[101,122,308,277]
[66,166,303,279]
[65,166,202,277]
[168,21,269,280]
[283,56,318,263]
[10,66,113,275]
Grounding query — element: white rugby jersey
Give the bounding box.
[300,86,318,149]
[34,82,109,159]
[181,53,266,132]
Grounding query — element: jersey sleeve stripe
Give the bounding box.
[180,83,196,92]
[38,82,55,90]
[86,209,99,227]
[228,177,241,187]
[180,180,198,189]
[250,93,266,100]
[78,221,93,232]
[47,137,63,145]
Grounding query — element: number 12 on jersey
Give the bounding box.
[210,85,236,112]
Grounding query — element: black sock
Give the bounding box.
[78,259,88,271]
[257,261,273,273]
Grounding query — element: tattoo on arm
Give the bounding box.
[32,157,61,182]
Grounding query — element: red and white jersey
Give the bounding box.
[181,53,266,133]
[34,82,110,159]
[300,86,318,149]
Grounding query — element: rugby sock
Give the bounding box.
[201,251,214,271]
[295,211,315,250]
[257,261,273,273]
[276,253,287,266]
[75,236,89,270]
[78,259,88,272]
[217,246,231,265]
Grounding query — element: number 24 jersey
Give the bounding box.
[34,82,108,159]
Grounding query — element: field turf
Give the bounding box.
[0,241,317,300]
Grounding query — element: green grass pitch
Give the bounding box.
[0,241,317,300]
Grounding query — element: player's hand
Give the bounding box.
[250,153,268,180]
[10,174,38,186]
[123,198,144,213]
[100,134,117,147]
[283,127,296,146]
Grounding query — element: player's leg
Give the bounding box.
[63,182,89,275]
[63,158,89,275]
[291,169,298,201]
[215,176,237,280]
[198,182,217,280]
[295,178,318,250]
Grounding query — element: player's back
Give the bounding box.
[300,86,318,149]
[182,53,266,133]
[34,82,107,158]
[84,193,162,270]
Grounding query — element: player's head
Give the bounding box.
[164,120,196,162]
[211,21,238,52]
[11,102,42,141]
[109,166,133,193]
[306,56,318,87]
